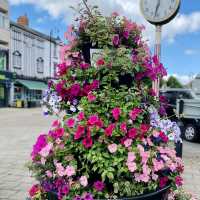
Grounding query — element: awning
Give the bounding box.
[16,79,47,90]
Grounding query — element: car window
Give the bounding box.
[177,91,193,99]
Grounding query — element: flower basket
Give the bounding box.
[28,2,184,200]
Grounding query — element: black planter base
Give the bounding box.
[47,186,170,200]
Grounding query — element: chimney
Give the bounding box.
[17,14,29,26]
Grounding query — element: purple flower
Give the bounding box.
[31,134,47,160]
[112,34,120,46]
[82,193,94,200]
[93,181,105,191]
[73,196,82,200]
[70,83,81,97]
[123,30,129,39]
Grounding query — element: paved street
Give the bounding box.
[0,108,199,199]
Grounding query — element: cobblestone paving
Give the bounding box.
[0,108,199,199]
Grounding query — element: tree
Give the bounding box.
[167,76,183,88]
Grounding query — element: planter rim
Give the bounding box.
[48,185,170,200]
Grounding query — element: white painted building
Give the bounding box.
[192,74,200,98]
[9,15,62,107]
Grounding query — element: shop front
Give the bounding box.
[0,71,12,107]
[14,79,47,108]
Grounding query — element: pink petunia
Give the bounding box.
[120,122,127,133]
[124,138,133,148]
[74,125,85,140]
[128,128,137,139]
[65,165,76,177]
[82,137,93,149]
[112,107,121,121]
[153,159,164,172]
[129,108,142,120]
[29,184,40,197]
[108,143,118,153]
[46,170,53,178]
[126,161,137,172]
[105,124,115,137]
[96,58,105,66]
[39,143,53,158]
[87,92,96,102]
[52,120,60,128]
[77,112,85,121]
[80,176,88,187]
[140,151,150,164]
[128,152,136,162]
[66,118,75,128]
[175,176,183,187]
[88,115,99,126]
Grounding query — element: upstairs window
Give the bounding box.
[13,51,22,69]
[37,57,44,73]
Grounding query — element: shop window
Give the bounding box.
[37,57,44,73]
[13,51,22,69]
[53,43,57,58]
[53,62,58,77]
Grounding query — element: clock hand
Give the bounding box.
[154,0,161,17]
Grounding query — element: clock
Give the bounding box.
[140,0,181,25]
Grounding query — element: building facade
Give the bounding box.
[0,0,12,107]
[192,74,200,98]
[9,15,62,107]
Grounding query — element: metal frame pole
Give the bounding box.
[154,25,162,97]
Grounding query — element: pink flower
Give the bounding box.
[124,138,133,147]
[129,108,142,120]
[159,131,169,143]
[126,161,137,172]
[153,159,164,172]
[175,176,183,186]
[112,12,119,17]
[105,123,115,137]
[66,118,75,128]
[46,170,53,178]
[56,163,65,177]
[80,62,90,69]
[128,128,137,139]
[152,173,158,181]
[80,176,88,187]
[96,58,105,66]
[140,124,150,133]
[87,92,96,102]
[94,181,105,191]
[120,122,127,133]
[65,165,76,177]
[88,115,99,126]
[82,137,93,148]
[52,120,60,127]
[70,83,81,97]
[159,177,168,188]
[128,152,136,162]
[39,143,53,157]
[108,144,118,153]
[77,112,85,121]
[74,125,85,140]
[139,173,150,183]
[112,34,120,46]
[29,184,40,197]
[153,130,160,137]
[112,107,121,121]
[140,151,150,164]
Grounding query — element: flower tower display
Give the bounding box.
[28,2,184,200]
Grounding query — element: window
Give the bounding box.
[37,57,44,73]
[53,43,57,57]
[0,13,9,29]
[14,86,22,100]
[13,51,22,68]
[0,51,6,71]
[13,30,21,41]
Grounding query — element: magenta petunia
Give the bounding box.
[175,176,183,186]
[77,112,85,121]
[129,108,142,121]
[128,128,137,139]
[96,58,105,66]
[159,177,168,188]
[66,118,75,128]
[93,181,105,191]
[74,125,85,140]
[87,92,96,102]
[112,107,121,121]
[29,184,40,197]
[120,122,127,133]
[105,123,115,137]
[82,137,93,149]
[112,34,120,46]
[88,115,99,126]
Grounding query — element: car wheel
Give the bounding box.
[184,124,198,142]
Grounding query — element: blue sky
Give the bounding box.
[9,0,200,83]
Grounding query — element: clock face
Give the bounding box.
[140,0,180,25]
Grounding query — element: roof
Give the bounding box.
[10,21,61,44]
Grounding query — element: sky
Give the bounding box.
[9,0,200,84]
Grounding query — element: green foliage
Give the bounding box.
[167,76,183,88]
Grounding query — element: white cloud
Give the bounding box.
[184,49,199,55]
[9,0,200,45]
